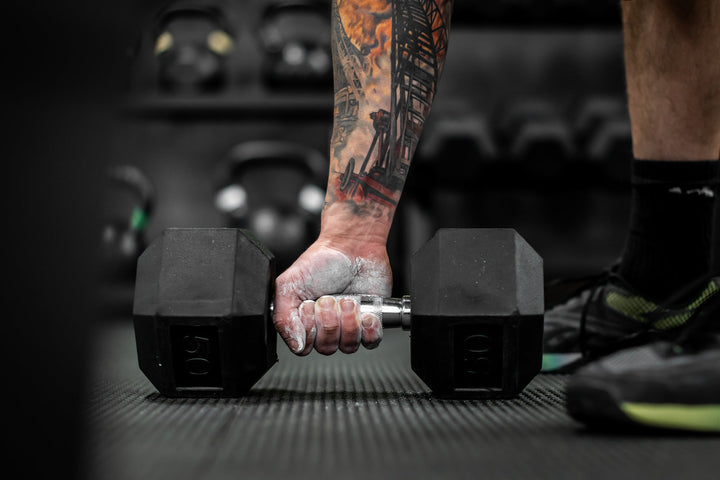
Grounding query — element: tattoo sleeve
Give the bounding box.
[324,0,453,240]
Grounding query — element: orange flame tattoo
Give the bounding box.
[337,0,392,68]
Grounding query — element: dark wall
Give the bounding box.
[7,1,140,478]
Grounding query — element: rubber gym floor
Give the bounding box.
[86,322,720,480]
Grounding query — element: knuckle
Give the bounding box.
[319,321,340,334]
[339,343,360,354]
[315,343,338,356]
[342,318,360,334]
[341,328,361,344]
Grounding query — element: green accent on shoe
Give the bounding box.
[653,281,719,330]
[541,353,582,372]
[620,402,720,432]
[605,280,719,331]
[605,291,655,323]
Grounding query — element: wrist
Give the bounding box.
[317,201,393,253]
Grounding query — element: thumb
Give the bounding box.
[273,284,306,355]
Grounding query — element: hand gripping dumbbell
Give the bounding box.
[133,228,544,399]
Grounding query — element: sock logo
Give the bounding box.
[667,186,715,198]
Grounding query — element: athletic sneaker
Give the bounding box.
[542,271,719,373]
[565,280,720,432]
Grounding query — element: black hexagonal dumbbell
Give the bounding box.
[133,228,544,399]
[133,228,277,397]
[409,229,544,398]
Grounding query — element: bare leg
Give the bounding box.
[622,0,720,161]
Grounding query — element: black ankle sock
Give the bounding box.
[619,160,719,299]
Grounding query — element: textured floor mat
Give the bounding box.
[85,323,720,480]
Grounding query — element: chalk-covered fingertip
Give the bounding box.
[293,336,305,353]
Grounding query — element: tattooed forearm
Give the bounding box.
[326,0,453,225]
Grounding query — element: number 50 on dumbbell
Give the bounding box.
[133,228,544,399]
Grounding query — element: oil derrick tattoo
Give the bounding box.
[330,0,451,210]
[330,1,369,159]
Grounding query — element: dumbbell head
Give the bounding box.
[410,229,544,398]
[133,228,276,397]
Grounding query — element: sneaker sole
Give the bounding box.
[620,403,720,432]
[567,378,720,433]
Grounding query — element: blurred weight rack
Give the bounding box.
[103,0,632,313]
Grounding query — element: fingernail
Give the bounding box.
[362,315,374,328]
[318,297,334,310]
[301,300,315,314]
[341,299,355,313]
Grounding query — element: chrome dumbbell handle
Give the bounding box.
[271,295,412,330]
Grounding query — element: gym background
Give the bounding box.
[10,0,709,478]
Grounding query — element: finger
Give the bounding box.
[360,313,383,350]
[314,296,341,355]
[273,307,305,355]
[273,277,306,355]
[298,300,317,356]
[338,298,361,354]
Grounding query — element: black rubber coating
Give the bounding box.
[86,323,720,480]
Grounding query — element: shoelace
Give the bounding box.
[646,276,720,355]
[575,267,658,359]
[578,269,613,357]
[547,266,705,361]
[546,264,621,357]
[582,273,719,359]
